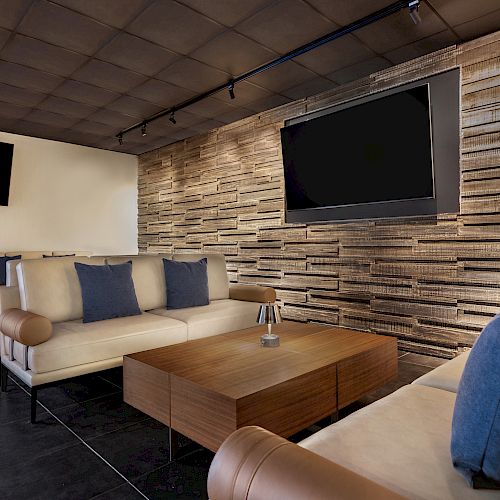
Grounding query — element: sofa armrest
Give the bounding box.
[229,285,276,303]
[0,285,21,313]
[208,426,404,500]
[0,308,52,347]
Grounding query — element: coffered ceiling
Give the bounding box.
[0,0,498,155]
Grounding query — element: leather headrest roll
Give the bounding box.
[0,308,52,347]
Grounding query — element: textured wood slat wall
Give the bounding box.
[138,31,500,358]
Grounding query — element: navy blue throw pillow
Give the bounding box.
[74,262,141,323]
[0,255,21,285]
[451,314,500,489]
[163,258,209,309]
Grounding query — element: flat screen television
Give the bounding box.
[0,142,14,206]
[281,70,460,223]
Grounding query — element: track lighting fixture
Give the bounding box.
[141,123,147,136]
[118,133,123,145]
[115,0,425,142]
[408,0,421,24]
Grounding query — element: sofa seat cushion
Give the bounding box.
[412,351,469,393]
[299,385,498,500]
[26,313,187,374]
[149,299,260,340]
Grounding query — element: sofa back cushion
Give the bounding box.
[172,253,229,300]
[107,255,168,311]
[451,314,500,488]
[17,256,105,322]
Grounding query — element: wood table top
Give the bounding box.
[126,321,395,399]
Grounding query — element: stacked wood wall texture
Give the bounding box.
[138,31,500,358]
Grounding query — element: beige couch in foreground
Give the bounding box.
[0,254,274,422]
[208,351,498,500]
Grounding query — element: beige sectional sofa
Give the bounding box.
[208,350,497,500]
[0,253,274,422]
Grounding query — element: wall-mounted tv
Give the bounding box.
[0,142,14,206]
[281,69,460,223]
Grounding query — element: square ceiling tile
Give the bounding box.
[71,120,120,136]
[55,129,103,147]
[282,76,335,100]
[0,117,19,132]
[354,3,450,53]
[73,59,148,93]
[215,107,254,124]
[127,79,195,107]
[157,57,230,92]
[17,0,116,56]
[236,0,337,54]
[37,95,97,118]
[8,120,66,141]
[305,0,391,26]
[0,61,64,93]
[295,34,374,75]
[127,0,224,54]
[177,0,271,27]
[428,0,500,27]
[87,108,138,128]
[96,32,178,76]
[0,0,32,30]
[326,56,391,84]
[213,81,273,106]
[53,80,121,106]
[106,95,163,119]
[244,94,293,113]
[146,109,206,131]
[384,30,458,65]
[0,82,45,107]
[250,60,318,93]
[1,34,88,76]
[186,96,239,119]
[0,27,10,51]
[189,118,225,132]
[24,109,80,128]
[51,0,151,28]
[191,31,276,76]
[454,8,500,40]
[0,100,30,119]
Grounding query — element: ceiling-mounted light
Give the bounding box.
[141,123,147,136]
[228,82,235,100]
[408,0,421,24]
[169,112,176,125]
[118,133,123,145]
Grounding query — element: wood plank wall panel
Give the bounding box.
[138,32,500,358]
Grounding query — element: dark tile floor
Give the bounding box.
[0,351,445,500]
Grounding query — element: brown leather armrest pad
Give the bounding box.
[229,285,276,303]
[0,308,52,346]
[208,426,404,500]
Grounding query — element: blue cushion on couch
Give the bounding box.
[451,314,500,488]
[163,258,209,309]
[0,255,21,285]
[74,261,141,323]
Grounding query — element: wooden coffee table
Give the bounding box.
[123,321,397,454]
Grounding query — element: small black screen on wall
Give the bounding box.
[0,142,14,206]
[281,85,434,211]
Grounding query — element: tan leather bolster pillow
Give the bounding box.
[229,285,276,303]
[0,308,52,346]
[208,426,404,500]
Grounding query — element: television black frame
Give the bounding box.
[0,142,14,207]
[282,69,460,224]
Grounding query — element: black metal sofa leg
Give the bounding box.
[1,362,8,392]
[31,387,38,423]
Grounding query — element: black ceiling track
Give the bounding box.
[116,0,420,142]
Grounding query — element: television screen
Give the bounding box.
[281,84,434,215]
[0,142,14,206]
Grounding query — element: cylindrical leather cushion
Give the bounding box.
[229,285,276,303]
[207,426,404,500]
[0,308,52,346]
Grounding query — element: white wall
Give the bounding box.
[0,131,138,255]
